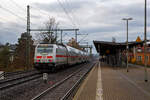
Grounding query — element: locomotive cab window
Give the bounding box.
[37,46,53,53]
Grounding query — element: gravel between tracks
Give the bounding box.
[36,62,94,100]
[0,63,93,100]
[0,70,39,83]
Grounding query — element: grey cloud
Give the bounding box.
[1,0,150,48]
[30,0,149,53]
[0,22,26,44]
[79,2,149,37]
[0,30,18,43]
[31,0,94,13]
[31,14,42,19]
[81,25,123,34]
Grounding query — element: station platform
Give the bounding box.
[73,62,150,100]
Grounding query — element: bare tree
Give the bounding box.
[38,17,59,44]
[13,33,34,69]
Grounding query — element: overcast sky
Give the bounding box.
[0,0,149,53]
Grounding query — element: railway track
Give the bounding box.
[0,69,39,83]
[4,69,35,77]
[60,63,96,100]
[31,63,95,100]
[0,71,42,90]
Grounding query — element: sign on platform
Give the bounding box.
[0,71,4,80]
[43,73,48,84]
[43,73,48,80]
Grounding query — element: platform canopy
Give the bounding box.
[93,41,144,56]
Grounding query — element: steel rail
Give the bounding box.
[60,63,96,100]
[0,74,42,90]
[31,63,94,100]
[0,72,40,84]
[4,69,35,77]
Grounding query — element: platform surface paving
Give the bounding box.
[73,62,150,100]
[73,63,98,100]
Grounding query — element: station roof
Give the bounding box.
[93,40,144,56]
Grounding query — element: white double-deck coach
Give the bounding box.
[34,43,89,71]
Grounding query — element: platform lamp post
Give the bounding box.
[122,18,133,72]
[144,0,148,82]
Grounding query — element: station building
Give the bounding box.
[93,36,150,67]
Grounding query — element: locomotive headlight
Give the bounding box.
[49,60,52,62]
[36,59,40,62]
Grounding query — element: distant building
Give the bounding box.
[127,36,150,66]
[94,35,150,66]
[93,37,144,66]
[67,38,81,50]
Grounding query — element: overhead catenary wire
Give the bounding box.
[0,16,10,22]
[63,0,80,27]
[0,1,27,33]
[1,0,27,20]
[30,6,51,17]
[0,4,38,32]
[78,33,89,44]
[57,33,68,42]
[0,4,26,22]
[64,33,74,39]
[57,0,77,28]
[33,1,88,44]
[30,6,51,27]
[6,1,46,27]
[59,0,88,44]
[8,0,26,12]
[62,0,84,36]
[30,2,79,40]
[30,3,74,29]
[3,0,43,28]
[30,1,79,31]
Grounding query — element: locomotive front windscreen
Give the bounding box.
[37,46,53,53]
